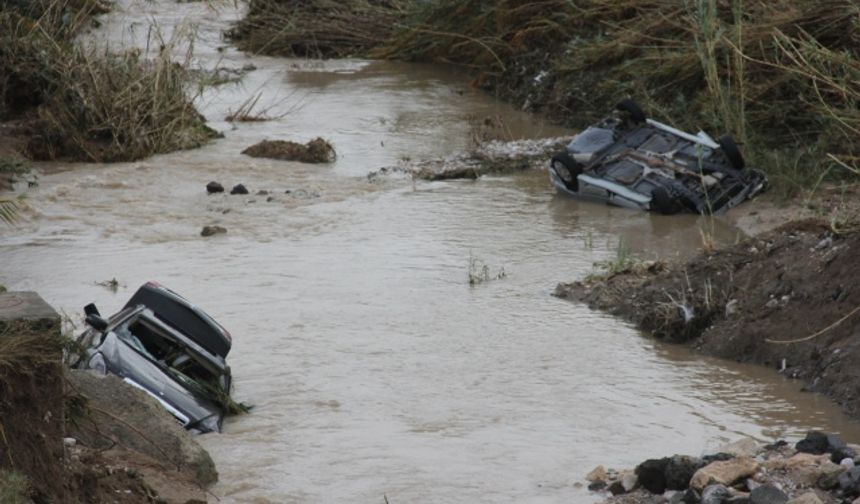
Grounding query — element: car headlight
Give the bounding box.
[87,353,107,374]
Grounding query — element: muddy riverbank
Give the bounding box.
[555,219,860,421]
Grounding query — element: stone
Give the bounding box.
[587,481,606,491]
[230,183,249,195]
[702,484,732,504]
[832,447,858,464]
[201,225,227,237]
[785,453,829,469]
[666,455,706,490]
[720,439,759,458]
[621,471,639,492]
[205,181,224,194]
[586,465,608,483]
[637,458,670,494]
[749,484,787,504]
[838,466,860,494]
[817,461,846,490]
[608,480,626,495]
[796,432,829,455]
[691,457,760,492]
[63,437,76,447]
[66,369,217,486]
[786,492,823,504]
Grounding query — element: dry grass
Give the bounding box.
[373,0,860,195]
[1,0,218,162]
[0,322,63,376]
[227,0,410,57]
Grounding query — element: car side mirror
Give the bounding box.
[85,314,108,331]
[84,303,101,317]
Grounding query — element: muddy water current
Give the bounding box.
[3,2,860,503]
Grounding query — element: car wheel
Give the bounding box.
[718,134,745,169]
[650,186,680,214]
[551,151,582,187]
[616,99,647,124]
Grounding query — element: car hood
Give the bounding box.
[97,333,224,432]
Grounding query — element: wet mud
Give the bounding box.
[556,219,860,419]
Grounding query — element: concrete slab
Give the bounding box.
[0,291,59,331]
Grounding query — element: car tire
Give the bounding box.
[650,186,680,214]
[718,134,745,169]
[616,99,647,124]
[551,151,583,189]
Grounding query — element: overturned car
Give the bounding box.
[72,282,234,433]
[549,100,767,214]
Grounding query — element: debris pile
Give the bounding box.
[589,433,860,504]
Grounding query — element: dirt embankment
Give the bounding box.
[0,292,215,503]
[555,219,860,419]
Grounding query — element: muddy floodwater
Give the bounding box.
[3,2,860,503]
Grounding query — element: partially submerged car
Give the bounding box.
[73,283,233,433]
[549,100,767,214]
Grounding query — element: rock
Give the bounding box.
[786,492,823,504]
[66,369,217,486]
[703,453,736,464]
[817,461,846,490]
[622,470,639,492]
[201,225,227,237]
[230,184,249,195]
[832,446,858,464]
[666,455,706,490]
[843,459,856,469]
[586,465,608,483]
[205,181,224,194]
[587,480,606,491]
[702,484,732,504]
[241,138,336,163]
[691,457,760,492]
[721,439,759,458]
[63,437,76,447]
[637,458,670,494]
[749,484,787,504]
[608,480,626,495]
[838,466,860,494]
[785,453,830,469]
[796,431,845,455]
[256,190,269,195]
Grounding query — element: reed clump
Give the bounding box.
[0,0,217,162]
[376,0,860,193]
[227,0,410,58]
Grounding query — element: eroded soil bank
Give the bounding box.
[555,219,860,419]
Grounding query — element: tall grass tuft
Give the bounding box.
[227,0,410,57]
[0,0,218,162]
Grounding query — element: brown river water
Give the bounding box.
[3,1,860,503]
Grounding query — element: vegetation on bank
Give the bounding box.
[231,0,860,195]
[0,0,217,163]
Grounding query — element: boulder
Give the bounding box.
[608,480,626,496]
[205,181,224,194]
[817,461,846,490]
[637,457,670,494]
[786,492,823,504]
[797,432,829,454]
[702,484,733,504]
[586,465,607,483]
[832,447,858,465]
[666,455,706,490]
[720,439,759,458]
[691,457,760,492]
[621,470,639,493]
[785,453,830,469]
[66,369,218,486]
[749,484,787,504]
[201,225,227,237]
[839,466,860,495]
[230,184,249,195]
